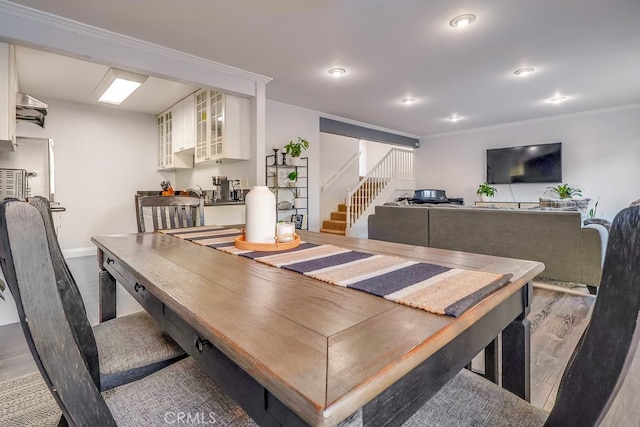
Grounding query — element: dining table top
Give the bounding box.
[91,228,544,426]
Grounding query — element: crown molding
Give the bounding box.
[422,102,640,140]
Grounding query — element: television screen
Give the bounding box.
[486,143,562,184]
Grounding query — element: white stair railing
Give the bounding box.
[345,148,414,229]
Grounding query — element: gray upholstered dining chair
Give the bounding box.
[136,194,205,232]
[0,199,257,426]
[27,196,186,390]
[403,205,640,426]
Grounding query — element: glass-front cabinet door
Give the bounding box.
[210,91,223,157]
[157,115,164,169]
[195,89,208,162]
[194,88,249,164]
[164,110,173,168]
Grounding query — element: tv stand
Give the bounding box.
[475,201,539,209]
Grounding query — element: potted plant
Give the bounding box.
[284,137,309,166]
[545,183,582,199]
[287,170,298,182]
[477,182,497,202]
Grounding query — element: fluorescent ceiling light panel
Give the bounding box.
[95,68,148,105]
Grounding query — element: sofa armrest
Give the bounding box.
[580,223,609,286]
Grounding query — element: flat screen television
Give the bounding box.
[486,142,562,184]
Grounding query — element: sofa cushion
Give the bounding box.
[428,207,584,283]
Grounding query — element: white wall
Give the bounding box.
[366,140,394,172]
[319,133,360,224]
[266,101,321,230]
[416,104,640,220]
[16,98,162,249]
[174,159,254,194]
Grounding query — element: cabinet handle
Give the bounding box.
[106,258,115,265]
[194,336,212,352]
[134,283,145,293]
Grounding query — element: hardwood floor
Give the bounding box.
[0,257,638,425]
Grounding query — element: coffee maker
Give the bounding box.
[211,176,229,202]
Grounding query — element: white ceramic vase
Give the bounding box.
[245,186,276,243]
[480,194,490,202]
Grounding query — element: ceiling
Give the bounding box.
[10,0,640,137]
[15,46,199,116]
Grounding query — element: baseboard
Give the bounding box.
[62,247,96,259]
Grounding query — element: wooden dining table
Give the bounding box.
[92,228,544,427]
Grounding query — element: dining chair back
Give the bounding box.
[545,204,640,425]
[136,195,205,232]
[0,200,116,425]
[28,196,100,387]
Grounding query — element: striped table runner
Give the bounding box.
[159,226,512,317]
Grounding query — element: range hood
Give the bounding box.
[16,93,47,128]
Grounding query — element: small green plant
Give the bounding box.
[477,182,497,197]
[287,170,298,181]
[546,183,582,199]
[284,137,309,158]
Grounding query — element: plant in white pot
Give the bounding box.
[477,182,497,202]
[284,137,309,166]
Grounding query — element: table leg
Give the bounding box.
[484,337,501,385]
[501,282,531,401]
[97,249,116,322]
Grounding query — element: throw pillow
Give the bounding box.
[539,197,591,218]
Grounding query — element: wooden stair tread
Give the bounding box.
[322,219,347,231]
[320,228,346,235]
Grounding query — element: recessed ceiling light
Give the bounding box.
[448,115,462,122]
[514,67,535,76]
[328,68,346,78]
[449,14,476,28]
[401,97,416,104]
[548,96,568,104]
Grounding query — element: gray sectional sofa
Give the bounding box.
[368,205,609,291]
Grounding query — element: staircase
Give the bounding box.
[320,148,415,237]
[320,203,347,235]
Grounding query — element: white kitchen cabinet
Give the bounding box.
[156,95,193,170]
[0,43,17,151]
[172,93,195,153]
[194,89,249,164]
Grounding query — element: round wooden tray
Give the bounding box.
[235,234,300,251]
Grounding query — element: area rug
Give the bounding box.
[0,372,60,426]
